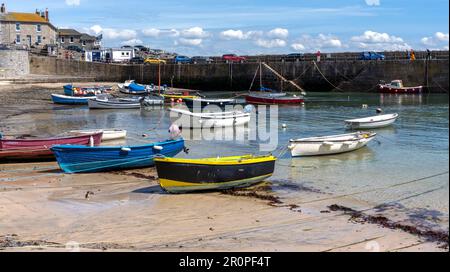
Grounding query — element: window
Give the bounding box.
[16,35,20,44]
[15,23,20,31]
[36,24,41,32]
[70,36,74,43]
[61,37,65,43]
[126,52,129,56]
[122,52,125,56]
[37,35,42,44]
[82,41,86,46]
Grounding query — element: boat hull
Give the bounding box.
[69,129,127,141]
[170,109,251,128]
[289,132,376,157]
[51,139,185,173]
[378,84,423,94]
[345,114,399,129]
[51,94,92,105]
[155,156,276,193]
[0,133,103,150]
[183,98,236,108]
[88,99,142,109]
[0,148,55,163]
[245,94,304,105]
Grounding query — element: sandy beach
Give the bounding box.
[0,82,448,252]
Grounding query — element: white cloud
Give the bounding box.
[292,34,343,51]
[177,38,203,47]
[267,28,289,39]
[220,29,246,40]
[365,0,380,6]
[350,30,410,51]
[255,39,287,48]
[351,30,403,43]
[87,25,137,41]
[291,43,305,51]
[420,32,449,48]
[65,0,80,6]
[180,27,209,38]
[142,28,161,38]
[122,39,143,46]
[435,32,449,42]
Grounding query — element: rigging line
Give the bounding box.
[312,61,347,92]
[261,62,307,94]
[431,78,450,93]
[291,65,312,83]
[296,171,449,205]
[248,64,260,92]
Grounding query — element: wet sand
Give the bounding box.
[0,83,448,252]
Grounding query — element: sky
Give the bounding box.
[4,0,449,55]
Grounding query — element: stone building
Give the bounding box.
[0,3,57,49]
[58,28,101,51]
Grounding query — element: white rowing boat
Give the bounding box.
[345,113,399,129]
[69,129,127,141]
[170,108,251,128]
[288,131,377,157]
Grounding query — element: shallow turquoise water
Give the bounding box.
[2,92,449,229]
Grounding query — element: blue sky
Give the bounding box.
[5,0,449,55]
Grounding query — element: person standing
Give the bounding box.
[410,49,416,61]
[316,50,321,62]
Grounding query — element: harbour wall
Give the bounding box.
[29,55,449,93]
[0,49,30,78]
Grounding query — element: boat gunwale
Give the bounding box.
[50,138,184,151]
[344,114,399,124]
[154,155,276,166]
[290,132,377,143]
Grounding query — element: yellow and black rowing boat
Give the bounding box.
[154,155,277,193]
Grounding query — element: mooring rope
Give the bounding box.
[313,61,347,92]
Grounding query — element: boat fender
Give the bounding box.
[121,147,131,152]
[153,145,164,151]
[89,136,94,147]
[322,141,334,146]
[288,144,295,150]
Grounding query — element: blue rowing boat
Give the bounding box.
[51,138,185,173]
[51,94,92,105]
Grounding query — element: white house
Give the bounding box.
[101,48,134,63]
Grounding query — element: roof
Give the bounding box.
[80,33,96,41]
[0,12,56,29]
[1,12,48,23]
[58,29,82,36]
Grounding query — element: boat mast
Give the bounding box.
[259,61,263,91]
[158,61,161,95]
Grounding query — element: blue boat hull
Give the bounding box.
[51,94,89,105]
[51,139,185,173]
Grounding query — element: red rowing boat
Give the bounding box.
[0,132,103,162]
[245,93,304,105]
[378,80,423,94]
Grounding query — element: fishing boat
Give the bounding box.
[183,97,237,108]
[64,84,112,96]
[288,132,377,157]
[51,94,94,105]
[154,154,277,193]
[245,62,306,105]
[88,94,163,109]
[68,129,127,141]
[170,108,251,128]
[378,80,423,94]
[0,132,103,162]
[345,113,399,129]
[51,138,185,173]
[118,80,152,95]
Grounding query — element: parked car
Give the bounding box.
[191,56,214,64]
[144,58,167,65]
[285,53,304,61]
[360,51,385,60]
[174,55,192,64]
[67,45,84,53]
[222,54,246,63]
[130,57,145,64]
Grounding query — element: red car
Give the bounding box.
[222,54,246,63]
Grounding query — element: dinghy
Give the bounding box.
[0,132,103,162]
[170,108,251,128]
[288,132,377,157]
[345,113,399,129]
[118,80,152,95]
[154,154,276,193]
[245,92,304,105]
[88,95,163,109]
[51,94,94,105]
[51,138,185,173]
[68,129,127,141]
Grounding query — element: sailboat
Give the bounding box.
[245,62,306,105]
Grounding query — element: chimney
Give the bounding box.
[45,8,49,21]
[1,3,5,14]
[36,9,39,15]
